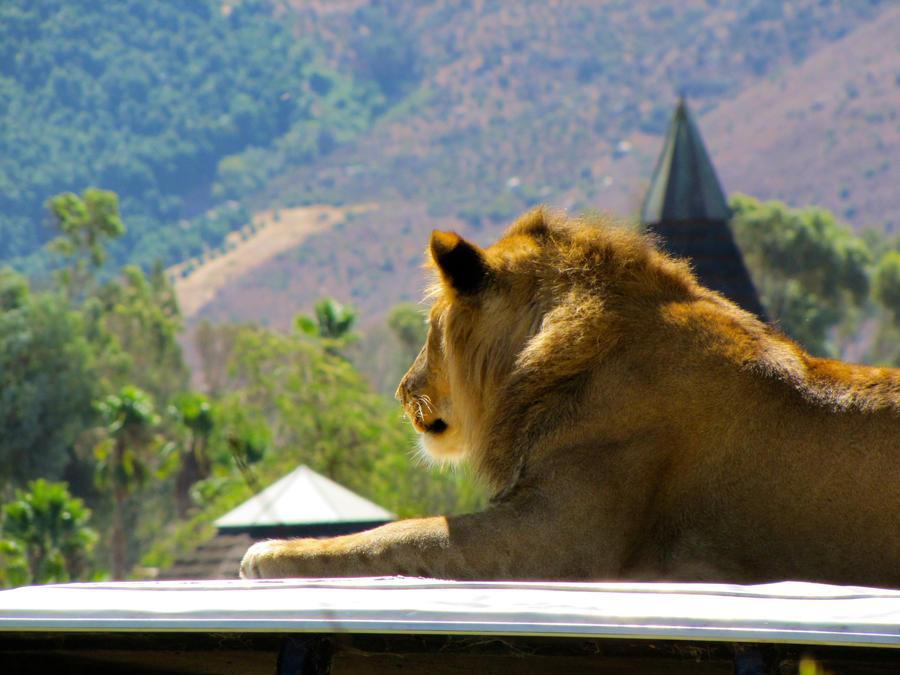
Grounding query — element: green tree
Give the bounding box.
[211,402,269,496]
[369,301,430,394]
[297,297,359,338]
[96,265,188,403]
[225,323,485,517]
[0,291,100,488]
[874,251,900,321]
[0,189,195,576]
[730,194,871,356]
[0,268,29,311]
[1,479,96,586]
[225,424,268,495]
[46,188,125,299]
[194,319,243,397]
[387,302,429,361]
[94,386,159,579]
[169,393,215,519]
[296,297,360,356]
[867,251,900,364]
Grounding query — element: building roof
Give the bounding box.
[214,464,395,529]
[160,466,396,580]
[641,98,731,224]
[641,98,768,322]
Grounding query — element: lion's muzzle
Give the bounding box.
[396,367,448,435]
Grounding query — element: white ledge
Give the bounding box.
[2,577,900,647]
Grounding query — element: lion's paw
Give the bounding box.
[239,540,282,579]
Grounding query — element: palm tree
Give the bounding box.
[314,298,357,339]
[1,479,96,585]
[94,385,158,579]
[296,297,359,356]
[171,393,214,519]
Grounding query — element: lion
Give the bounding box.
[241,207,900,588]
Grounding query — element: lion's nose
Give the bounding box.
[408,404,446,435]
[425,418,447,434]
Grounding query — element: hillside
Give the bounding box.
[4,1,896,344]
[702,4,900,234]
[265,0,888,227]
[170,204,376,318]
[182,0,897,340]
[0,0,382,271]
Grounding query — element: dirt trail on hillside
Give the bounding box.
[169,204,376,319]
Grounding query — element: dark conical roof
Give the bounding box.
[641,98,731,224]
[641,98,768,322]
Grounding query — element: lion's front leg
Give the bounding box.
[240,484,626,580]
[240,517,457,579]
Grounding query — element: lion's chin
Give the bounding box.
[418,425,468,464]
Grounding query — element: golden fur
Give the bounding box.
[242,208,900,587]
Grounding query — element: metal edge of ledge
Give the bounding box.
[1,618,900,650]
[1,578,899,649]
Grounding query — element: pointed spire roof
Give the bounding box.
[214,465,395,529]
[641,97,731,224]
[641,98,768,322]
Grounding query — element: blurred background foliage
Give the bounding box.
[0,190,485,584]
[0,0,383,274]
[729,194,900,364]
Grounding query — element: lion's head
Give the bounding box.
[396,208,704,492]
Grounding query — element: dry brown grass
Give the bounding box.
[169,204,376,319]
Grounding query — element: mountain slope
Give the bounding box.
[0,0,380,271]
[170,204,375,318]
[183,1,896,338]
[702,3,900,234]
[265,0,888,227]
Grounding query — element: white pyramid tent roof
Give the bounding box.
[214,465,395,529]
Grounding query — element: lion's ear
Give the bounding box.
[430,230,490,295]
